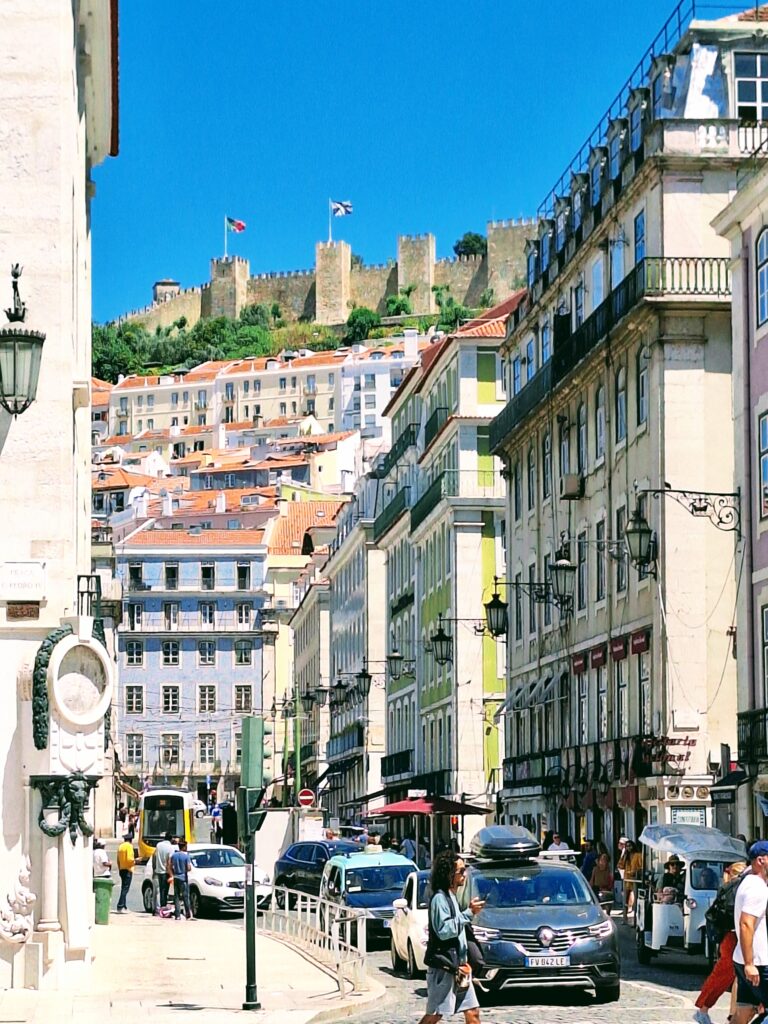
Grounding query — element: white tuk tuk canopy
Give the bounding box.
[638,824,747,864]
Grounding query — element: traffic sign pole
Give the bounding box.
[242,833,260,1010]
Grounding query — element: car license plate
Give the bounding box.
[525,955,569,967]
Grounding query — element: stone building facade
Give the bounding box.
[116,222,531,330]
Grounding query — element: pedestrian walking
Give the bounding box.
[210,801,223,844]
[402,833,417,863]
[731,842,768,1024]
[152,831,176,914]
[92,839,111,878]
[115,833,135,912]
[419,848,485,1024]
[168,839,194,921]
[694,860,747,1024]
[619,839,642,923]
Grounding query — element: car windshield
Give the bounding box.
[346,865,413,893]
[690,860,725,891]
[190,848,245,869]
[468,865,593,907]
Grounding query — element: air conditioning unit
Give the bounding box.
[559,474,584,500]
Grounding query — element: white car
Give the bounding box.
[141,843,271,917]
[390,870,430,978]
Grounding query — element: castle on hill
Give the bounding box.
[115,221,532,330]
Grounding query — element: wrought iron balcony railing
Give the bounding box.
[380,423,419,478]
[424,406,449,450]
[738,708,768,766]
[381,748,414,779]
[373,486,410,542]
[410,473,444,533]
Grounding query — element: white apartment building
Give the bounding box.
[490,2,756,852]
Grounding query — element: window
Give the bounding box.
[164,563,178,590]
[364,393,376,408]
[609,132,622,180]
[279,377,287,392]
[126,604,142,630]
[199,685,216,713]
[630,103,643,151]
[542,431,552,500]
[128,563,143,588]
[758,229,768,326]
[595,385,606,460]
[253,381,261,394]
[611,235,625,288]
[578,673,588,744]
[615,368,627,443]
[235,640,253,665]
[126,639,144,666]
[224,473,235,488]
[615,659,628,737]
[279,402,286,416]
[574,280,584,328]
[162,641,180,666]
[119,397,128,413]
[147,419,154,430]
[652,70,665,120]
[616,507,627,593]
[243,381,249,394]
[541,230,550,272]
[163,602,178,630]
[637,351,648,425]
[171,416,178,427]
[596,519,606,601]
[591,257,604,309]
[577,402,587,473]
[543,554,552,628]
[513,462,522,521]
[638,649,651,734]
[201,563,215,590]
[199,734,216,763]
[527,447,536,511]
[237,602,252,627]
[525,338,536,382]
[556,209,567,251]
[527,249,538,287]
[161,734,180,766]
[590,159,602,206]
[528,563,537,635]
[573,188,583,231]
[597,665,608,740]
[126,734,143,764]
[735,52,768,123]
[198,640,216,665]
[162,686,180,713]
[234,731,242,765]
[200,602,215,628]
[126,685,143,714]
[559,420,570,476]
[577,532,587,611]
[541,321,551,364]
[634,209,645,265]
[512,357,521,395]
[234,685,252,712]
[225,382,234,401]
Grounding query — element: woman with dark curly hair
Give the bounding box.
[419,848,485,1024]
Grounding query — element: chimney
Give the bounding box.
[216,422,226,450]
[277,497,289,517]
[252,414,263,428]
[403,328,418,362]
[215,491,226,513]
[161,489,172,517]
[134,491,149,519]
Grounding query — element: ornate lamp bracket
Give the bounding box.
[639,486,741,537]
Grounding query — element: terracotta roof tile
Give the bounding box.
[120,528,266,547]
[92,468,160,490]
[268,500,346,553]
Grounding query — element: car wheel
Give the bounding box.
[390,936,404,973]
[189,887,202,919]
[636,926,652,965]
[142,883,154,915]
[406,941,421,980]
[594,981,621,1004]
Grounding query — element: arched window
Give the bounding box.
[595,385,606,460]
[758,228,768,326]
[577,402,587,473]
[542,431,552,500]
[615,367,627,443]
[527,446,536,510]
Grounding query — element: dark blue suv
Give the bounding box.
[273,840,358,898]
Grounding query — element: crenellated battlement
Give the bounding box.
[352,261,396,273]
[435,253,485,266]
[487,217,536,229]
[251,269,314,281]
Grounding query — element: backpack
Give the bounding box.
[705,872,746,944]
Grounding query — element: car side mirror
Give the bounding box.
[392,898,408,910]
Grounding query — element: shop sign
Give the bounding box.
[572,652,587,674]
[670,805,706,826]
[590,645,607,668]
[610,636,628,661]
[639,734,696,770]
[631,630,650,654]
[711,788,735,806]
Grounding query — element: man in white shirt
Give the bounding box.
[732,840,768,1024]
[92,839,111,877]
[547,833,570,852]
[153,831,177,914]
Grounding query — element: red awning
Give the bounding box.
[368,796,489,817]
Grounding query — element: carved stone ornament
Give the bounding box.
[0,857,36,943]
[31,773,98,845]
[32,625,73,750]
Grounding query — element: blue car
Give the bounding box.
[319,850,417,941]
[273,839,358,898]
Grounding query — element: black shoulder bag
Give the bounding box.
[424,892,461,972]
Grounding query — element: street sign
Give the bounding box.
[297,788,314,807]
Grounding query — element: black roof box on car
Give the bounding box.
[470,825,541,860]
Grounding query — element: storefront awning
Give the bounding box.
[314,754,362,787]
[710,769,748,791]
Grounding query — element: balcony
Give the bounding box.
[327,723,365,760]
[373,486,410,543]
[381,748,413,780]
[491,256,731,453]
[194,401,207,411]
[300,741,319,764]
[424,406,449,450]
[127,579,150,592]
[738,708,768,767]
[410,473,444,533]
[380,423,418,478]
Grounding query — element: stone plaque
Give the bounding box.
[7,602,39,620]
[0,562,45,601]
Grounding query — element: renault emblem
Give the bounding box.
[537,926,555,948]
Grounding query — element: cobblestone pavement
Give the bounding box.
[345,919,731,1024]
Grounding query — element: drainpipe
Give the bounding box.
[741,240,756,839]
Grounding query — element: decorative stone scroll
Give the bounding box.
[32,625,73,750]
[0,857,36,943]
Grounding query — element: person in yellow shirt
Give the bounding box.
[116,833,135,913]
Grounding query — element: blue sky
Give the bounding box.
[91,0,741,323]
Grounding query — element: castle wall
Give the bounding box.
[350,263,398,315]
[433,254,487,308]
[247,270,315,321]
[120,287,203,333]
[316,241,351,325]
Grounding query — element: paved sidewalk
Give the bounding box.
[0,911,383,1023]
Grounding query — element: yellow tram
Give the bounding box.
[137,788,195,862]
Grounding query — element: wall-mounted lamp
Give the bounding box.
[0,266,45,416]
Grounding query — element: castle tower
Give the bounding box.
[397,234,436,315]
[152,278,180,303]
[207,256,250,319]
[315,240,351,325]
[486,220,530,301]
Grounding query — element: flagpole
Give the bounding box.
[328,198,332,244]
[224,216,228,259]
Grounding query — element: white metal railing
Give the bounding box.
[258,885,368,994]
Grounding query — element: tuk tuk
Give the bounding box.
[634,824,746,965]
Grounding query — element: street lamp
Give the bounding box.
[387,646,405,680]
[549,557,576,611]
[356,660,372,698]
[484,583,509,639]
[624,506,656,571]
[430,614,453,666]
[313,686,330,708]
[0,266,45,417]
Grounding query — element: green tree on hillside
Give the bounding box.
[453,232,487,257]
[345,307,380,343]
